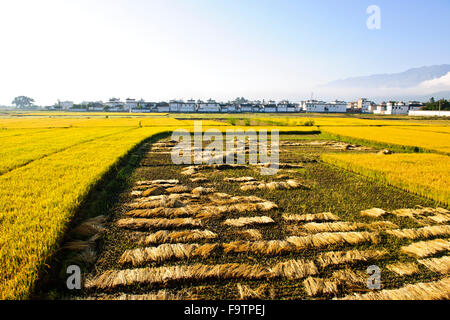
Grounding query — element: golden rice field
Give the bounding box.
[255,117,425,127]
[321,153,450,206]
[320,126,450,154]
[0,126,175,299]
[0,117,186,128]
[0,127,132,174]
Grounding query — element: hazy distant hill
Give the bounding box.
[325,64,450,88]
[373,90,450,103]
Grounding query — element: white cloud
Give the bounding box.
[418,72,450,91]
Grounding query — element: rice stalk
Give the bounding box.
[223,216,275,227]
[386,225,450,240]
[331,269,367,286]
[119,243,218,266]
[386,262,420,276]
[362,221,399,231]
[315,249,387,268]
[286,232,379,250]
[85,263,271,290]
[115,218,203,230]
[418,256,450,274]
[235,229,263,240]
[224,177,256,183]
[337,277,450,300]
[240,180,309,192]
[136,180,179,186]
[282,212,340,222]
[360,208,387,218]
[223,240,295,255]
[270,259,318,279]
[301,222,359,233]
[138,229,217,245]
[237,283,268,300]
[400,238,450,258]
[303,277,340,296]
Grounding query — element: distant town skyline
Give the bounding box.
[0,0,449,105]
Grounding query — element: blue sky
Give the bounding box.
[0,0,449,104]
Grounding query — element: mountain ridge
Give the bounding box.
[324,64,450,88]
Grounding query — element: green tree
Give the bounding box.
[12,96,34,109]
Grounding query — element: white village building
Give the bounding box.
[125,98,137,112]
[197,99,220,113]
[385,102,409,115]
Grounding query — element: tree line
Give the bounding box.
[423,97,450,111]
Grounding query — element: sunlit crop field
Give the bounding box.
[0,113,448,300]
[0,117,190,128]
[0,126,176,299]
[321,153,450,206]
[0,116,315,299]
[255,117,424,127]
[321,126,450,154]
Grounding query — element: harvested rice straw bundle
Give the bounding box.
[223,216,275,228]
[301,222,359,233]
[235,229,263,241]
[181,166,198,175]
[391,207,450,225]
[223,240,296,255]
[315,249,388,268]
[284,225,310,237]
[303,277,340,296]
[240,180,307,192]
[190,177,209,183]
[126,198,186,210]
[132,193,197,203]
[115,217,203,230]
[362,221,399,231]
[287,231,379,250]
[360,208,387,218]
[208,193,266,205]
[119,243,218,266]
[400,238,450,258]
[282,212,340,222]
[392,207,449,218]
[331,269,367,286]
[386,262,420,276]
[139,229,217,245]
[191,187,216,195]
[166,186,192,194]
[195,201,278,220]
[133,183,179,191]
[270,259,318,279]
[316,250,387,268]
[237,283,268,300]
[386,225,450,240]
[125,207,195,218]
[418,256,450,274]
[85,263,271,290]
[224,177,257,183]
[427,213,450,224]
[135,180,179,186]
[337,277,450,300]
